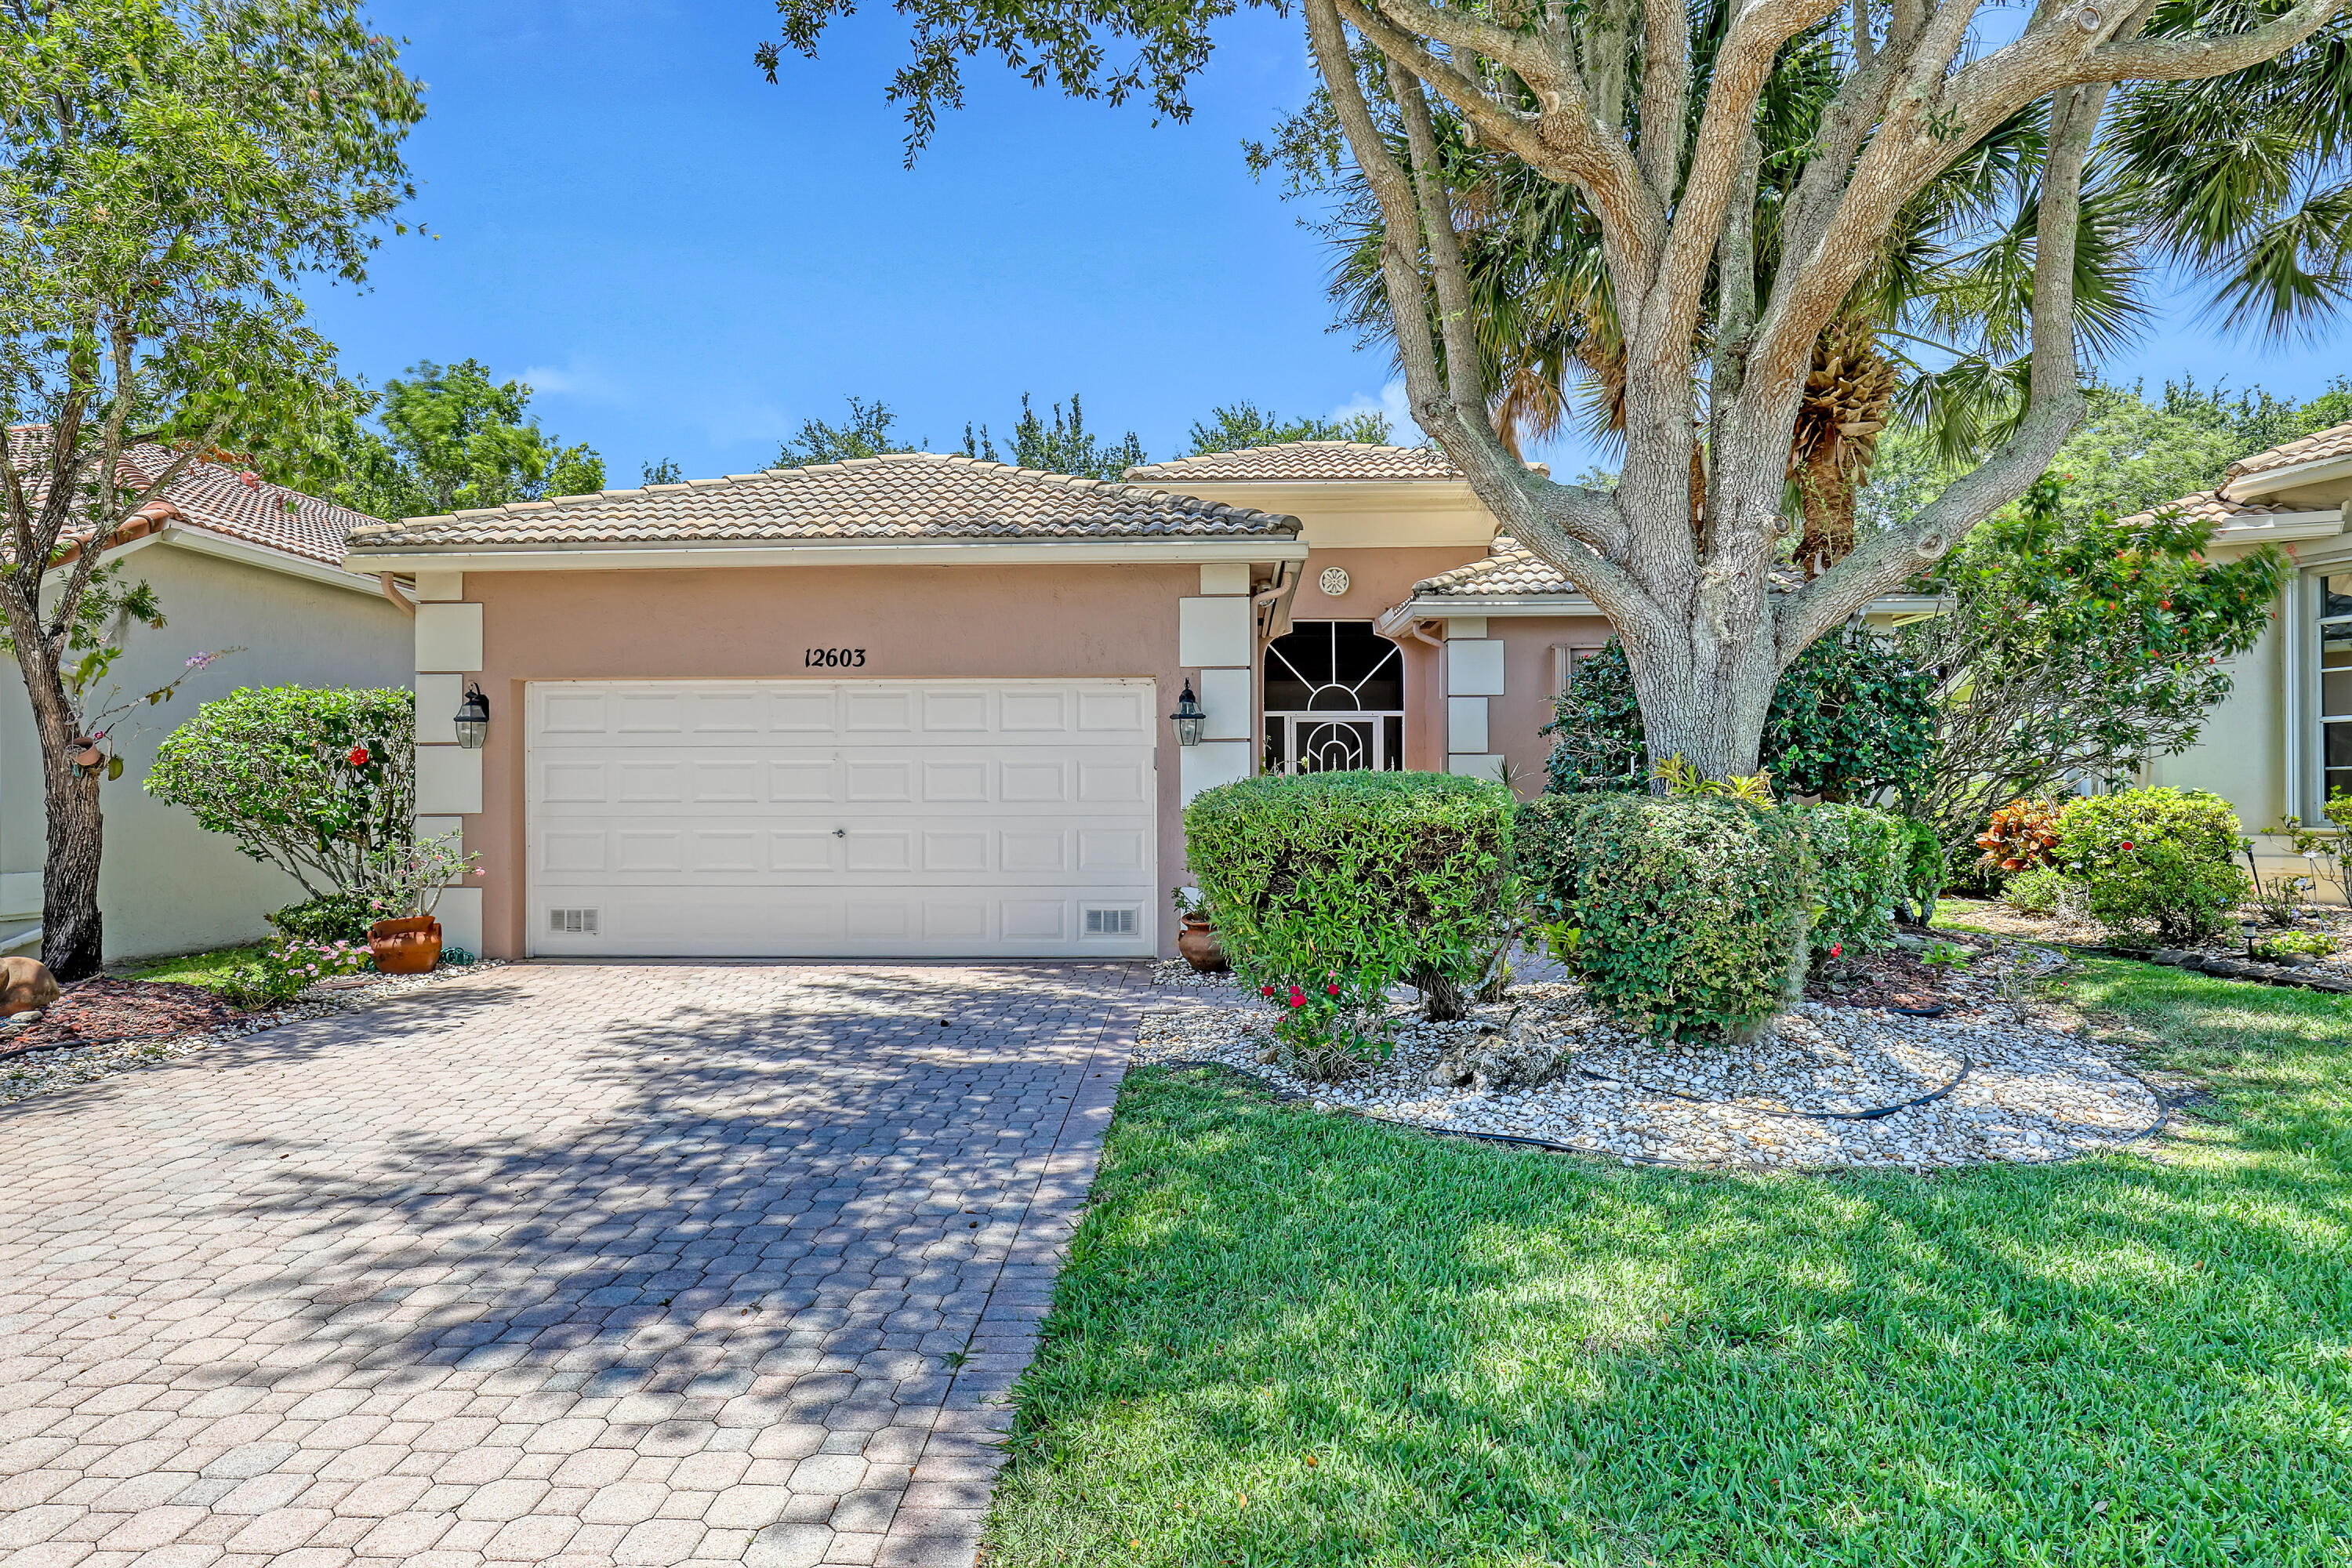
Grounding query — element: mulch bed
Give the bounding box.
[0,977,242,1059]
[1803,939,1972,1012]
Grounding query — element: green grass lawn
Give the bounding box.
[129,943,265,989]
[983,959,2352,1566]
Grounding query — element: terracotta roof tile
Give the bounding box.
[345,452,1300,551]
[6,426,379,568]
[2111,489,2303,529]
[1123,441,1462,484]
[2227,418,2352,481]
[1414,539,1810,600]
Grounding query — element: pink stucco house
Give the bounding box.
[344,441,1933,960]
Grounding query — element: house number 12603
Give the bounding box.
[804,648,866,667]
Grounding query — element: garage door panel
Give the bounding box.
[616,761,681,802]
[921,760,990,802]
[528,679,1156,956]
[1078,761,1147,803]
[770,689,838,731]
[769,760,835,801]
[922,689,991,731]
[618,692,686,732]
[845,691,915,731]
[542,761,604,803]
[691,760,760,802]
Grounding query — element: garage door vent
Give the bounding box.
[548,907,600,936]
[1083,907,1138,937]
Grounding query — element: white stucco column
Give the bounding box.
[1177,564,1256,801]
[411,572,483,956]
[1443,616,1505,780]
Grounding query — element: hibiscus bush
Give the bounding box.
[2054,788,2249,944]
[1185,771,1514,1078]
[146,686,415,899]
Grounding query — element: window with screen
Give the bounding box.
[2325,574,2352,804]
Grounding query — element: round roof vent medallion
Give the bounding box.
[1319,565,1351,597]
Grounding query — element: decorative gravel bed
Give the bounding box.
[1952,897,2352,980]
[1141,943,2165,1170]
[0,960,506,1108]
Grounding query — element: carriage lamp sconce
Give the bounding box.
[454,683,491,750]
[1169,682,1205,748]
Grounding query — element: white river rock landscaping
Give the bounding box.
[1142,945,2165,1171]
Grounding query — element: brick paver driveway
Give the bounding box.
[0,961,1142,1568]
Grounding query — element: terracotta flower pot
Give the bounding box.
[1175,920,1228,974]
[368,915,442,975]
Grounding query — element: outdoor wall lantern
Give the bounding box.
[454,683,491,750]
[1169,681,1205,748]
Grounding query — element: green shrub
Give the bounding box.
[1519,793,1815,1041]
[1895,817,1947,920]
[2055,787,2249,944]
[146,686,415,901]
[217,935,372,1008]
[2000,864,2082,918]
[2253,929,2336,960]
[269,891,376,943]
[1790,803,1903,960]
[1185,772,1514,1071]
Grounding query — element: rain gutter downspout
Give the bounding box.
[378,574,416,618]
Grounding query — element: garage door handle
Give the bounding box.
[833,828,845,837]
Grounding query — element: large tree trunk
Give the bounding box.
[24,666,103,980]
[1621,615,1784,780]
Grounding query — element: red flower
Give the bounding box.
[1261,984,1276,997]
[1287,987,1307,1008]
[2120,840,2135,851]
[1830,943,1842,958]
[347,746,370,766]
[1327,982,1341,996]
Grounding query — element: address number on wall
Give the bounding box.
[804,648,867,667]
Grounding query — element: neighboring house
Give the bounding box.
[1,436,415,961]
[2119,421,2352,880]
[342,442,1933,961]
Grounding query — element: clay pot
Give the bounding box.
[368,915,442,975]
[1175,920,1228,974]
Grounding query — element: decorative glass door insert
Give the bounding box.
[1262,620,1406,775]
[2325,574,2352,804]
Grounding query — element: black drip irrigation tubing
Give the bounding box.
[1572,1058,1971,1122]
[1148,1049,2167,1173]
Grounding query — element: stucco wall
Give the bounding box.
[2147,606,2288,832]
[1484,615,1615,793]
[0,541,414,962]
[459,562,1209,960]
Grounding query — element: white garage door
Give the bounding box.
[527,679,1159,956]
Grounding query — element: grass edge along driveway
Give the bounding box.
[978,958,2352,1568]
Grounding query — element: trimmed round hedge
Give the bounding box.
[1519,793,1816,1040]
[2054,787,2248,943]
[1185,771,1514,1038]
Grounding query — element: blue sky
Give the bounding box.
[305,1,2352,489]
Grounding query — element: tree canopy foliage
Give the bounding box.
[244,359,604,521]
[762,0,2352,779]
[0,0,421,975]
[1185,401,1394,454]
